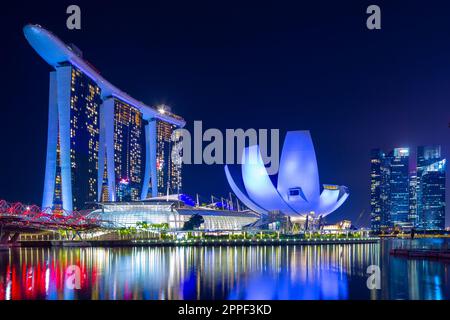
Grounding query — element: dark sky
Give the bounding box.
[0,0,449,226]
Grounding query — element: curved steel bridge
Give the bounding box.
[0,200,101,244]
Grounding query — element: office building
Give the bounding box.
[416,146,446,230]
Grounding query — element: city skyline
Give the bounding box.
[371,145,446,231]
[3,1,450,305]
[0,1,449,226]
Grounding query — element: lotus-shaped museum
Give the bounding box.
[225,131,349,218]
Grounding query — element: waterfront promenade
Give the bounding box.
[14,237,379,248]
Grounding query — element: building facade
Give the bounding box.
[154,118,182,196]
[24,24,185,212]
[88,201,259,231]
[370,149,384,232]
[370,148,411,232]
[409,172,417,226]
[388,148,410,228]
[416,146,446,230]
[371,145,446,232]
[112,98,145,201]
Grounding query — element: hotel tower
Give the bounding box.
[24,24,185,212]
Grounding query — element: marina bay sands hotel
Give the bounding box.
[24,24,185,212]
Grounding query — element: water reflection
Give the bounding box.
[0,241,449,300]
[381,239,450,300]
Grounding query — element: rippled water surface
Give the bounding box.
[1,239,449,300]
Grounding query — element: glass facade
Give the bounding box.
[370,149,383,232]
[155,120,182,196]
[371,145,446,232]
[388,148,410,228]
[371,148,411,231]
[370,149,394,231]
[113,99,145,201]
[416,146,446,231]
[52,136,63,213]
[88,202,259,231]
[69,66,102,210]
[50,66,103,211]
[100,160,109,203]
[408,173,417,226]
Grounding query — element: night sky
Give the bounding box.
[1,1,449,226]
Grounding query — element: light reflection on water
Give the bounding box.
[0,241,449,300]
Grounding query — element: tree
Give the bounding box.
[182,214,204,231]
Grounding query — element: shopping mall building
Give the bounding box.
[88,199,259,232]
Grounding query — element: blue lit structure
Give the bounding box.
[416,146,446,231]
[23,24,185,211]
[178,194,196,207]
[225,131,349,218]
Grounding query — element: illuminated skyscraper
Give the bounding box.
[409,172,418,226]
[38,63,102,212]
[171,129,183,193]
[153,108,183,196]
[370,149,384,232]
[388,148,410,228]
[370,148,411,231]
[112,98,145,201]
[52,137,63,212]
[416,146,446,230]
[24,24,185,212]
[371,146,446,232]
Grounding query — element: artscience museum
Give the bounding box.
[225,131,349,223]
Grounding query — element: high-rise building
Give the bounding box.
[111,98,145,201]
[416,146,446,230]
[154,115,183,196]
[371,145,446,232]
[388,148,410,228]
[24,24,185,212]
[39,63,102,212]
[370,148,410,232]
[370,149,384,233]
[409,172,418,226]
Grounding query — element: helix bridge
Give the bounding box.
[0,199,101,243]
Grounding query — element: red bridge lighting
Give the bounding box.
[0,199,100,232]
